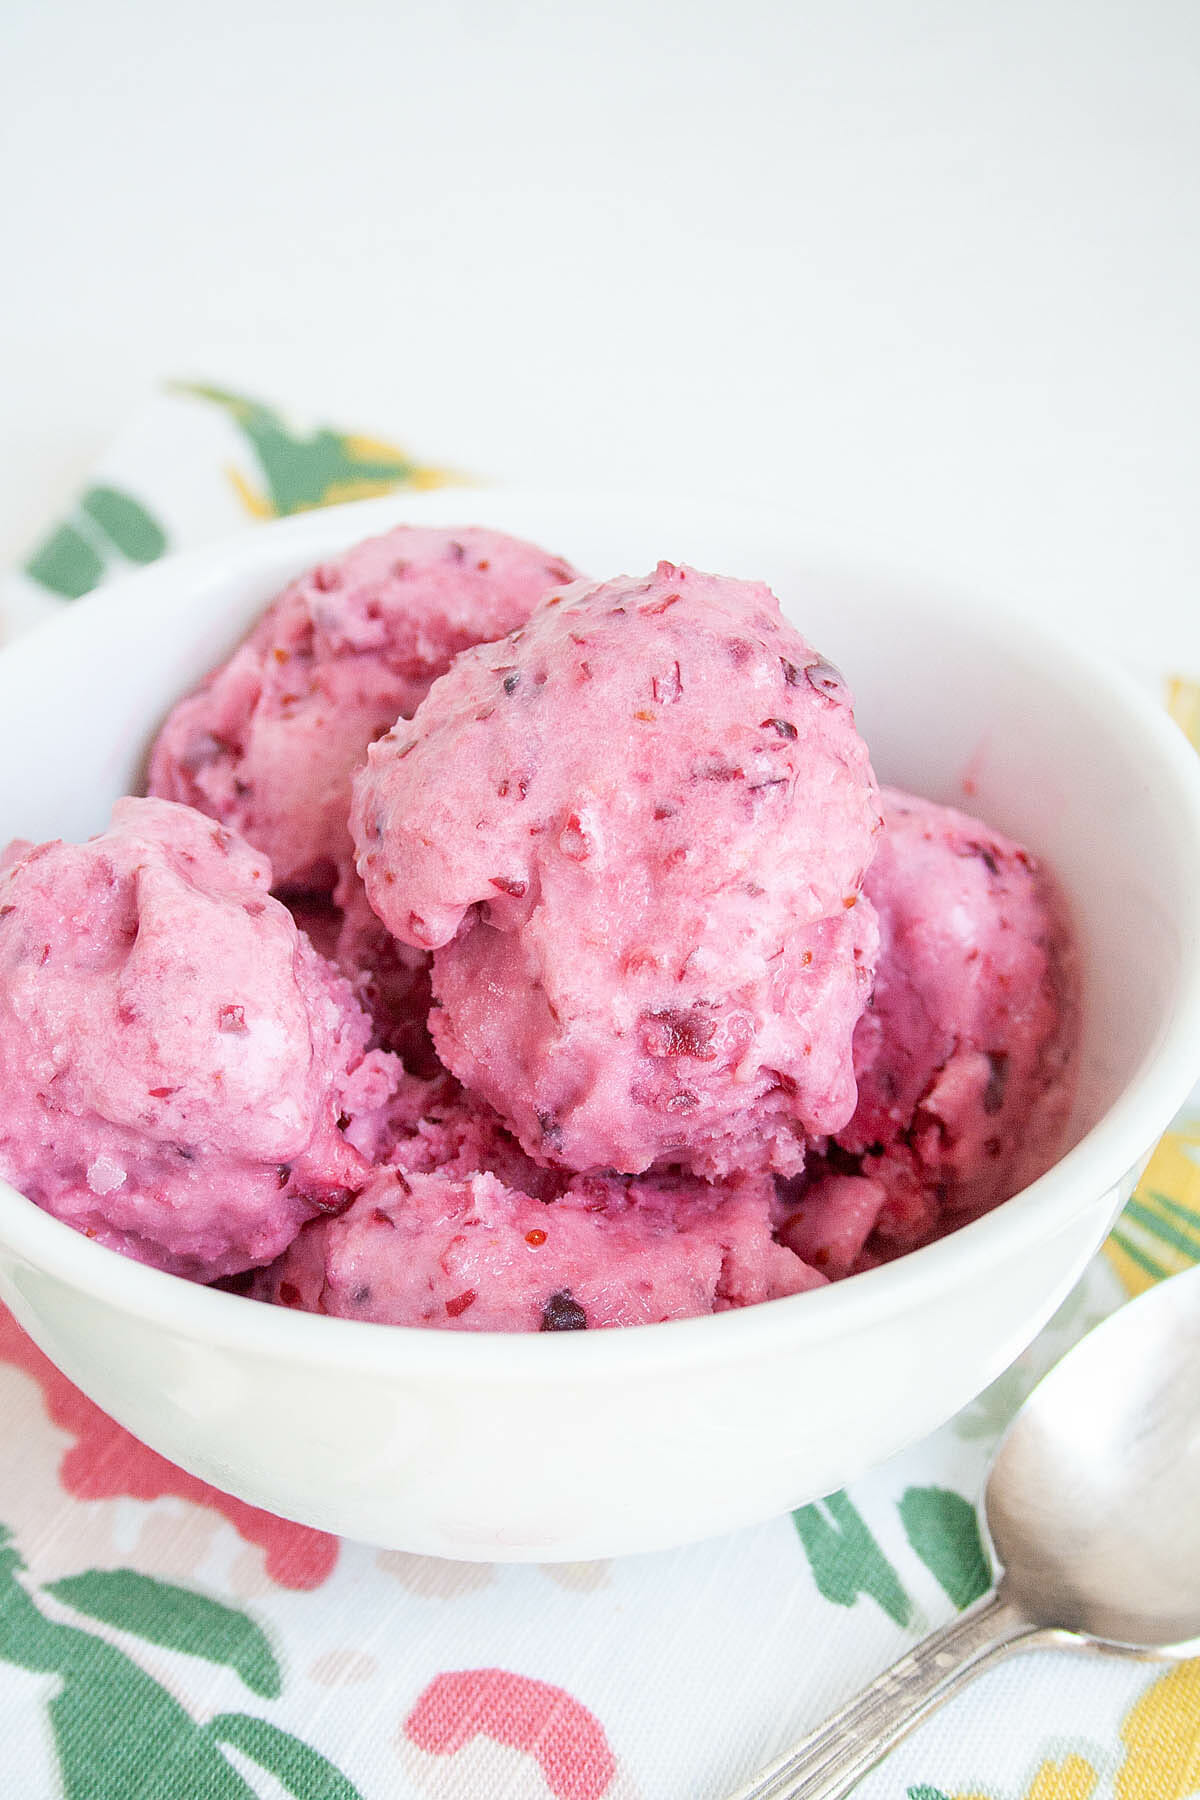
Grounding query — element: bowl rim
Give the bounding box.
[3,486,1200,1379]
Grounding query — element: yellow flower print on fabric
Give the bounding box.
[1166,676,1200,752]
[1117,1662,1200,1800]
[957,1756,1099,1800]
[943,1664,1200,1800]
[1105,1128,1200,1297]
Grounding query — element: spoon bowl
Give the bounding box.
[989,1262,1200,1649]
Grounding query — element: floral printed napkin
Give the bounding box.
[2,383,1199,1800]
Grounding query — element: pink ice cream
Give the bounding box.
[779,787,1077,1272]
[255,1164,823,1331]
[351,562,882,1179]
[148,526,582,895]
[374,1067,570,1199]
[0,798,399,1279]
[333,880,437,1074]
[285,889,437,1076]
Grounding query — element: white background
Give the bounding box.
[2,0,1198,671]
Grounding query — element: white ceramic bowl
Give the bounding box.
[1,490,1199,1563]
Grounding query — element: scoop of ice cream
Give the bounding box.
[0,797,400,1279]
[255,1164,823,1330]
[351,562,881,1178]
[779,786,1078,1270]
[148,526,582,894]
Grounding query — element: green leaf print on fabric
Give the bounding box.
[45,1569,281,1699]
[908,1787,953,1800]
[206,1714,361,1800]
[23,524,105,601]
[0,1525,361,1799]
[175,381,456,518]
[792,1490,913,1626]
[24,487,168,600]
[899,1486,992,1610]
[78,485,167,563]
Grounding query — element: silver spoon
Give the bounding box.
[727,1261,1200,1800]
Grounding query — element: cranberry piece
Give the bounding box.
[960,841,1001,877]
[540,1290,588,1331]
[761,716,798,739]
[445,1289,477,1319]
[639,1006,718,1061]
[984,1052,1009,1115]
[304,1187,358,1217]
[804,660,848,703]
[693,758,743,783]
[489,876,527,898]
[666,1089,699,1113]
[218,1004,248,1034]
[536,1109,565,1152]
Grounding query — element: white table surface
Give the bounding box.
[3,0,1198,673]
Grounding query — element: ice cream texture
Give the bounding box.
[0,798,398,1279]
[256,1162,823,1331]
[148,525,581,894]
[351,562,882,1179]
[781,786,1077,1273]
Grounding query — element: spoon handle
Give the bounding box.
[725,1590,1051,1800]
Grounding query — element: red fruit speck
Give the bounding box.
[278,1282,303,1309]
[445,1289,477,1319]
[761,717,798,740]
[408,912,435,946]
[639,1006,718,1061]
[525,1228,547,1247]
[218,1004,248,1033]
[489,876,528,898]
[148,1086,179,1100]
[306,1187,357,1217]
[804,660,848,703]
[666,1089,699,1113]
[620,947,658,976]
[540,1290,588,1331]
